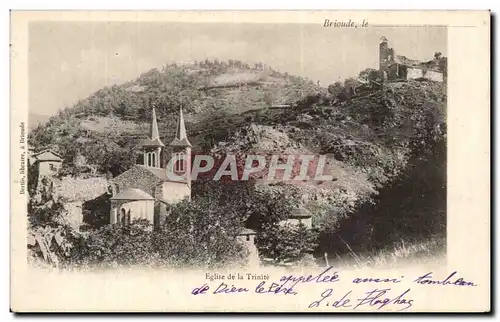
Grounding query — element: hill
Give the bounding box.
[28,113,51,131]
[29,60,320,175]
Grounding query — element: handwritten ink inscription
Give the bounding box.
[414,271,477,287]
[308,288,413,311]
[191,269,477,311]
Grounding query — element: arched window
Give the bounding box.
[120,208,126,225]
[127,209,131,225]
[152,153,156,167]
[175,152,185,172]
[147,153,152,167]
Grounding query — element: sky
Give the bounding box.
[29,22,447,116]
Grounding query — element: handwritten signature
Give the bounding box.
[308,288,413,311]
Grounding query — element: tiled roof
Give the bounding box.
[239,228,257,235]
[141,137,164,148]
[170,137,192,147]
[31,149,63,162]
[110,188,154,200]
[137,165,189,185]
[137,165,168,180]
[289,207,312,219]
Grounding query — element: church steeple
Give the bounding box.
[168,107,192,189]
[150,107,161,141]
[170,107,192,147]
[141,108,164,168]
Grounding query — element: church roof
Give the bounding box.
[140,137,165,148]
[137,164,168,180]
[110,188,154,201]
[170,137,192,147]
[136,165,189,184]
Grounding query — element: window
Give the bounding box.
[174,153,185,172]
[119,208,132,226]
[49,164,56,171]
[120,208,127,225]
[246,235,250,242]
[147,153,152,167]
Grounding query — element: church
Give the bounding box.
[108,107,192,227]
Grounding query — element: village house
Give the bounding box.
[237,228,259,267]
[28,149,63,190]
[284,207,313,228]
[379,36,444,83]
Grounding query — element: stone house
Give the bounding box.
[29,149,63,190]
[237,228,259,267]
[280,207,313,228]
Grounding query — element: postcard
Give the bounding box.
[10,10,490,312]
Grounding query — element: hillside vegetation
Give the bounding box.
[28,59,447,266]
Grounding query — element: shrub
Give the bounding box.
[257,223,318,265]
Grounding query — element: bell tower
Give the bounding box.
[141,108,164,168]
[168,107,192,186]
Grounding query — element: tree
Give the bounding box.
[153,196,248,268]
[263,92,274,107]
[358,68,380,83]
[257,223,318,265]
[78,219,159,268]
[344,77,360,89]
[327,81,344,97]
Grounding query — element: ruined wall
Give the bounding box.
[407,67,424,80]
[424,70,444,82]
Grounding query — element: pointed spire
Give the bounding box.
[176,108,187,140]
[170,107,192,147]
[150,107,160,140]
